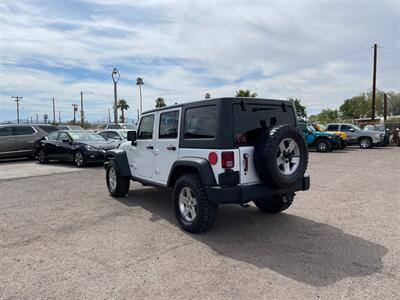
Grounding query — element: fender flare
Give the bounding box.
[168,158,216,187]
[104,149,132,177]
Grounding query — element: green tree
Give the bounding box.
[289,98,307,119]
[310,108,340,123]
[235,89,257,98]
[117,99,129,123]
[155,97,166,108]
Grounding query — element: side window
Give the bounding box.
[108,132,120,139]
[0,127,13,137]
[137,115,155,139]
[48,132,59,141]
[327,125,339,131]
[159,111,179,139]
[184,106,216,139]
[341,125,351,132]
[57,132,70,141]
[98,132,109,139]
[14,126,35,135]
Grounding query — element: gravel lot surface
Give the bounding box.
[0,146,399,299]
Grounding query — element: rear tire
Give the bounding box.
[173,174,217,233]
[106,161,130,197]
[315,139,331,152]
[253,194,294,214]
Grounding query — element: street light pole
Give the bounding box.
[80,91,92,127]
[112,68,120,128]
[52,97,56,123]
[72,104,78,124]
[11,96,23,124]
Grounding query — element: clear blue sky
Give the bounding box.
[1,0,399,122]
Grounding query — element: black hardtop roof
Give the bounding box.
[142,97,291,115]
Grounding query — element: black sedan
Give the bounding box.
[37,130,118,167]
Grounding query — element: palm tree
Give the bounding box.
[235,89,257,98]
[117,99,129,123]
[136,77,144,114]
[155,97,166,108]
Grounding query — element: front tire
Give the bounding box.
[253,194,294,214]
[173,174,217,233]
[38,149,48,163]
[106,161,130,197]
[315,139,331,152]
[74,151,86,167]
[359,137,372,149]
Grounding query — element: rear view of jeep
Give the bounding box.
[105,97,310,233]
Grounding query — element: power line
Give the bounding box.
[265,46,373,79]
[380,46,400,52]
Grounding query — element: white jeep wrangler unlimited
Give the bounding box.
[104,98,310,233]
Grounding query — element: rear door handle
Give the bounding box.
[166,146,176,151]
[146,145,154,150]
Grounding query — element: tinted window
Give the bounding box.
[341,125,352,132]
[159,111,179,139]
[39,125,58,133]
[184,106,216,139]
[14,126,35,135]
[48,132,59,141]
[327,125,339,131]
[233,103,295,145]
[138,115,155,139]
[0,127,13,137]
[57,132,71,141]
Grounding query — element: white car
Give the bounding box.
[103,98,310,233]
[105,123,136,130]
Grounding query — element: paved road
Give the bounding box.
[0,147,399,299]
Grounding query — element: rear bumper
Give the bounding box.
[205,174,310,205]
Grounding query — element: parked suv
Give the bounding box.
[0,124,58,159]
[363,124,389,146]
[298,122,340,152]
[326,123,384,149]
[104,98,310,233]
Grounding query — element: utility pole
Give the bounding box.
[11,96,23,124]
[80,91,92,127]
[30,116,33,123]
[58,111,61,124]
[36,113,38,123]
[72,104,78,124]
[371,43,377,122]
[108,107,111,123]
[383,93,387,121]
[52,97,56,123]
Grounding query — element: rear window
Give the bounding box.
[233,103,295,145]
[14,126,35,135]
[39,125,58,133]
[184,106,216,139]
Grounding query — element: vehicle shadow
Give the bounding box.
[117,187,388,287]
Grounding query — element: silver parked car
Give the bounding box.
[0,124,58,158]
[325,123,384,149]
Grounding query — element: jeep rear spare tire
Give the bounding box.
[254,125,308,188]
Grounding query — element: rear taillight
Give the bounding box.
[221,151,234,168]
[208,152,218,165]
